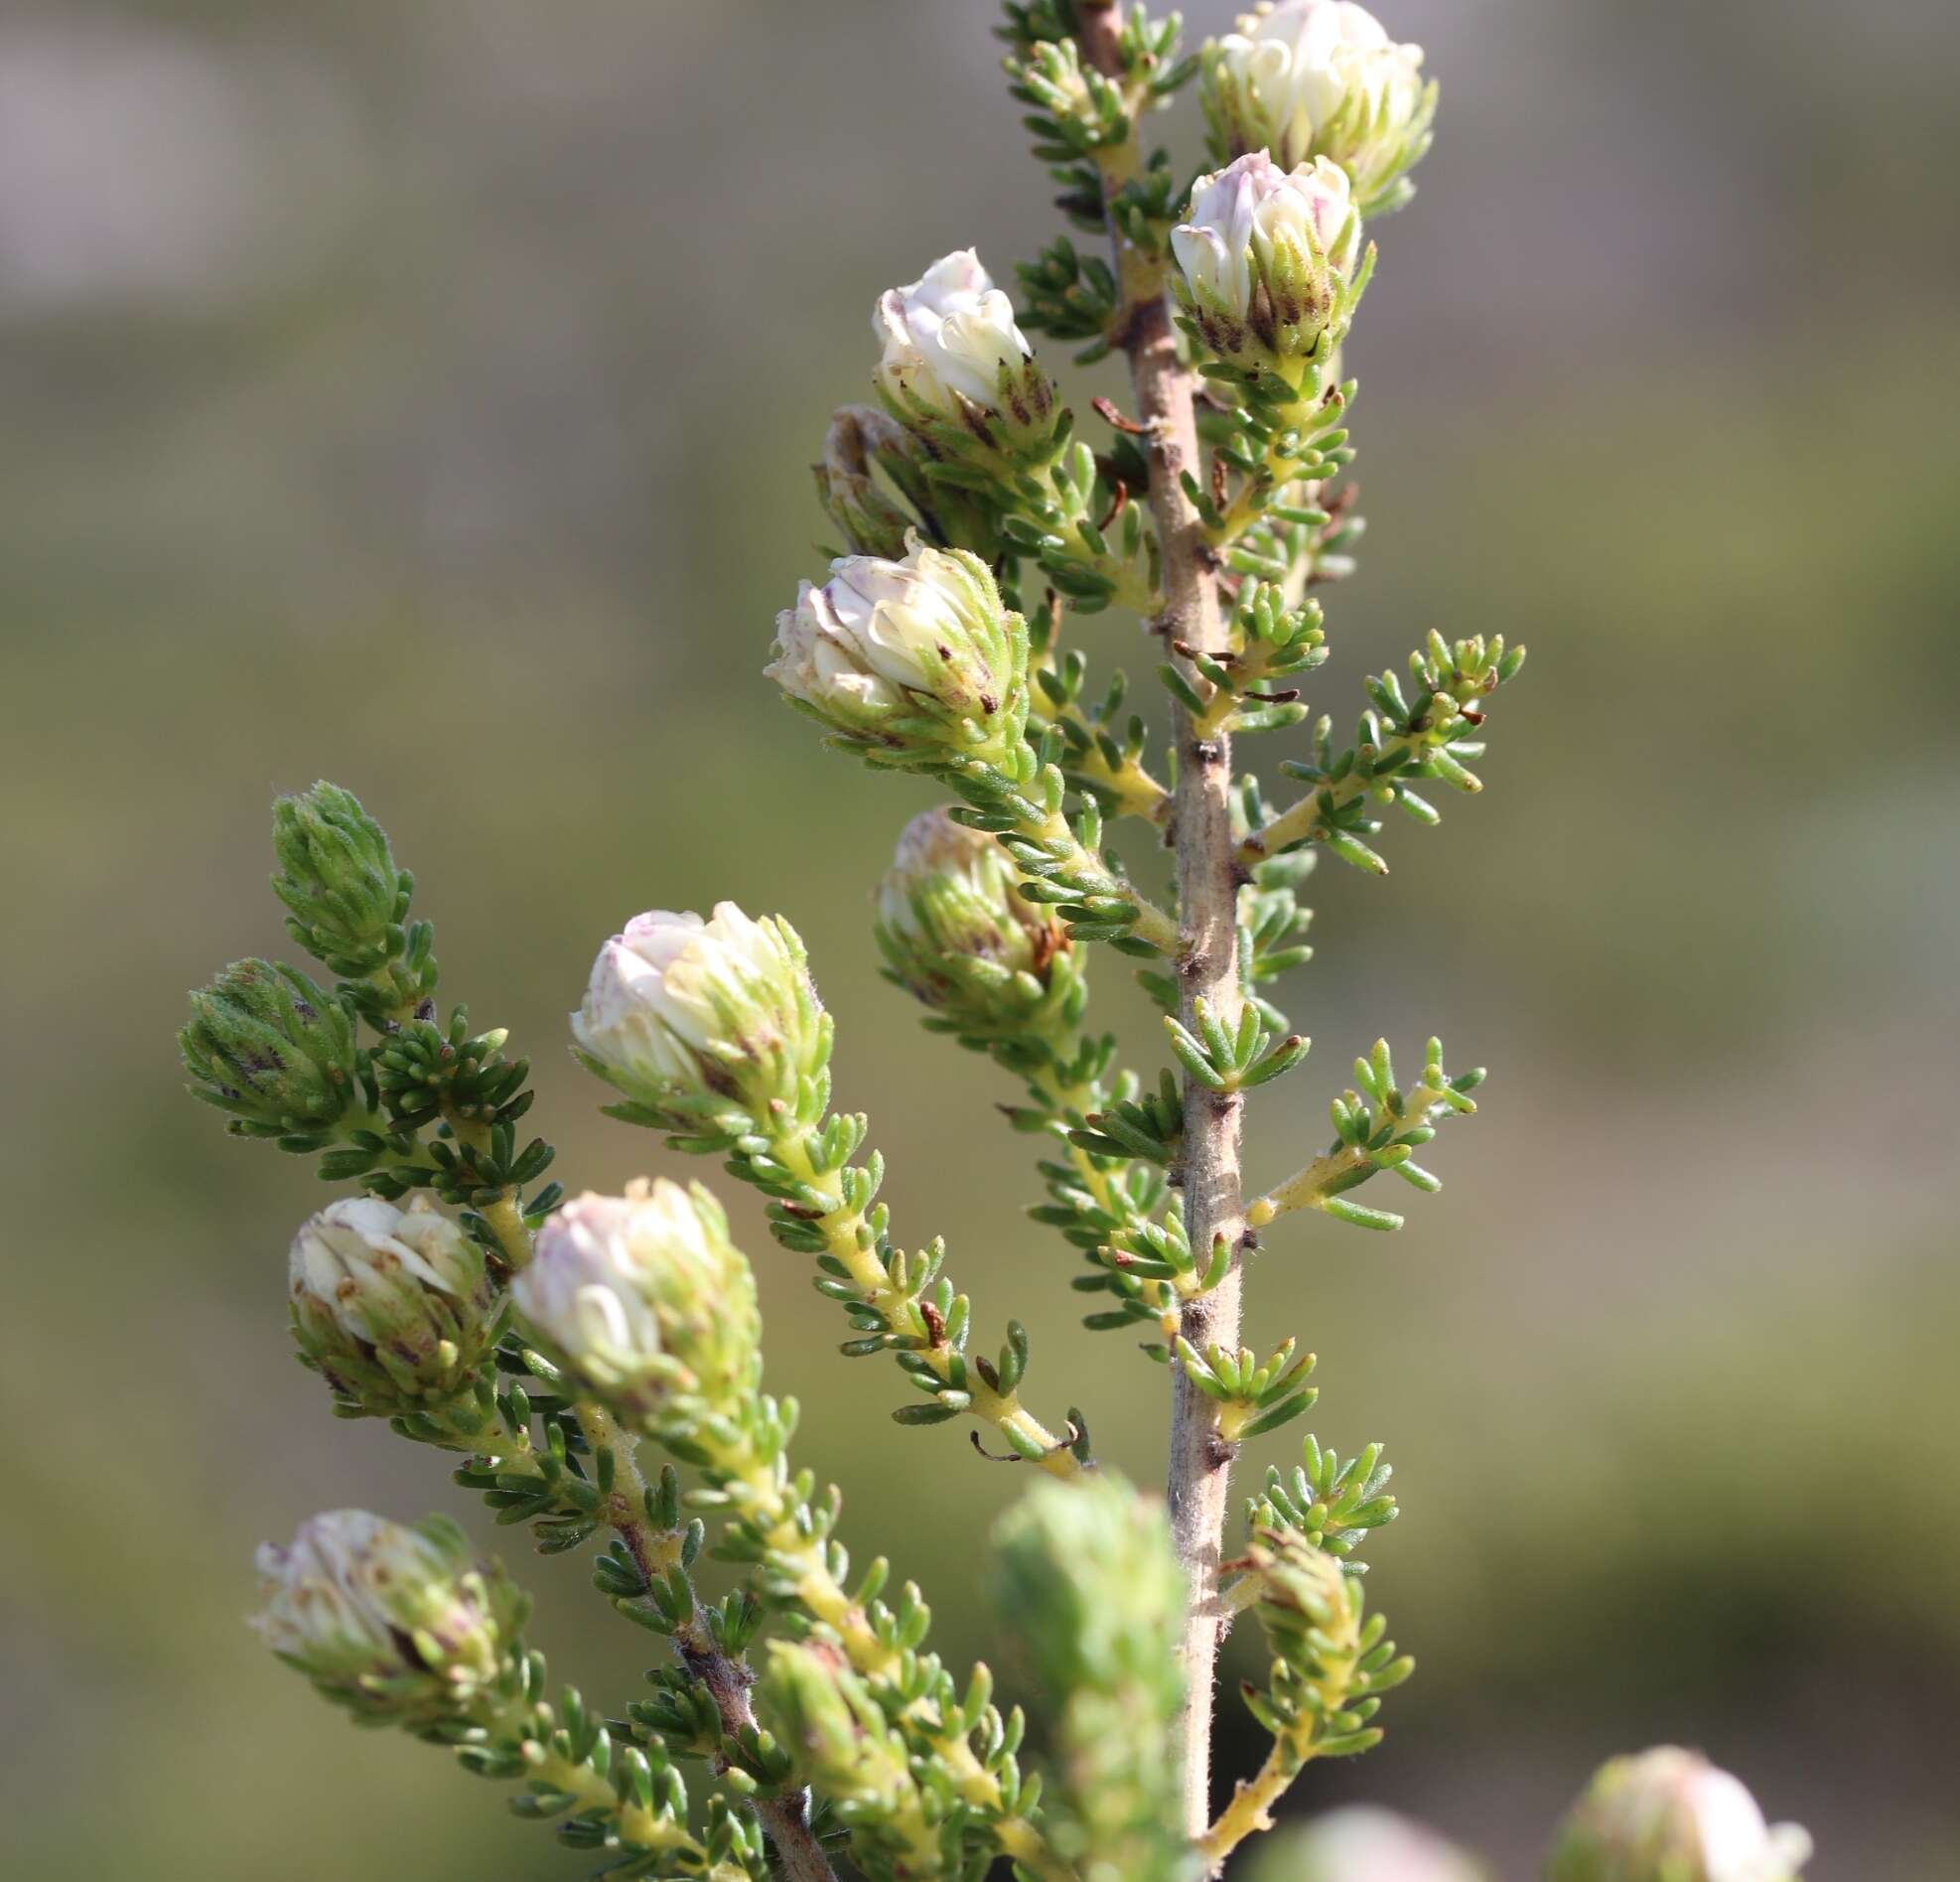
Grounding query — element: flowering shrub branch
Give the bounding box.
[176,7,1811,1881]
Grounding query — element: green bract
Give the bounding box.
[179,957,361,1138]
[251,1511,525,1733]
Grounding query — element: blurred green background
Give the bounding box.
[4,1,1956,1876]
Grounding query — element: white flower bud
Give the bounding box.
[874,249,1055,456]
[512,1180,760,1437]
[252,1510,523,1730]
[1203,1,1436,215]
[1247,1807,1483,1882]
[289,1196,499,1416]
[1173,151,1366,367]
[1550,1747,1812,1882]
[767,536,1028,762]
[875,808,1079,1044]
[572,902,821,1128]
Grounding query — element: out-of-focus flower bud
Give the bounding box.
[270,783,418,981]
[512,1181,761,1439]
[289,1196,498,1417]
[1173,151,1366,370]
[1550,1746,1812,1882]
[767,538,1028,765]
[992,1474,1184,1699]
[180,958,361,1139]
[1203,2,1436,216]
[572,903,822,1130]
[875,807,1080,1044]
[251,1510,525,1732]
[992,1476,1189,1882]
[1244,1807,1484,1882]
[874,248,1057,461]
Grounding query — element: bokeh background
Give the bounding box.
[4,1,1956,1876]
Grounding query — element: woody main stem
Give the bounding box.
[1135,292,1250,1845]
[1077,3,1249,1841]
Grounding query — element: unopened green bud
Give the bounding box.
[511,1181,760,1440]
[876,808,1081,1045]
[814,406,918,560]
[994,1474,1184,1697]
[269,783,435,1026]
[766,538,1030,768]
[572,903,823,1131]
[289,1197,498,1418]
[759,1641,937,1862]
[271,783,424,989]
[1245,1807,1483,1882]
[993,1476,1189,1882]
[1550,1747,1811,1882]
[180,958,361,1139]
[1245,1518,1350,1624]
[251,1510,525,1733]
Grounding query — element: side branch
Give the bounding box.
[573,1406,835,1880]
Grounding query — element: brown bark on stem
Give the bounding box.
[1077,3,1249,1840]
[581,1416,839,1879]
[678,1621,832,1880]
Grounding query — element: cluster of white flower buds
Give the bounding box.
[252,1510,523,1732]
[1202,0,1436,216]
[1163,0,1445,377]
[512,1180,761,1440]
[287,1195,499,1417]
[767,537,1030,768]
[572,902,824,1133]
[875,807,1082,1045]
